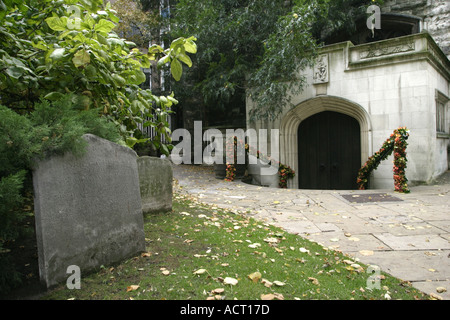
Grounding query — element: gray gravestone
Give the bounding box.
[32,134,145,288]
[137,156,173,213]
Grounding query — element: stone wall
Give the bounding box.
[32,134,145,288]
[382,0,450,58]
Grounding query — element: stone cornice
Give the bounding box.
[319,33,450,81]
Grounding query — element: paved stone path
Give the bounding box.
[172,164,450,300]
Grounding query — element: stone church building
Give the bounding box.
[246,0,450,190]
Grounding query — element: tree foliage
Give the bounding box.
[111,0,161,48]
[0,0,196,152]
[171,0,383,122]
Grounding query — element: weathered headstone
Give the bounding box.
[137,156,173,213]
[32,134,145,288]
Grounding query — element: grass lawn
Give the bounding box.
[42,192,428,301]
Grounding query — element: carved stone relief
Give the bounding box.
[359,41,415,59]
[313,54,329,84]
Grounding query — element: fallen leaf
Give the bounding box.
[429,293,443,300]
[223,277,238,286]
[141,252,152,257]
[436,287,447,293]
[126,285,140,292]
[162,270,170,276]
[274,293,284,300]
[212,288,225,294]
[264,237,279,243]
[359,250,374,256]
[193,268,208,275]
[248,272,262,283]
[261,293,275,300]
[261,279,273,288]
[248,243,261,248]
[351,264,364,273]
[308,277,320,286]
[273,281,286,286]
[261,293,284,300]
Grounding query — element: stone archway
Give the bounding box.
[280,96,372,189]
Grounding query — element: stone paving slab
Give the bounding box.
[352,250,450,299]
[172,164,450,300]
[305,232,392,252]
[373,233,450,251]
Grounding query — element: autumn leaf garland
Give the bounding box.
[224,127,409,192]
[357,127,410,193]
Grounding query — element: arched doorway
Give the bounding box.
[279,96,372,189]
[297,111,361,190]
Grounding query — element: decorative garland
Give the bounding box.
[278,163,295,188]
[224,136,239,182]
[224,136,295,188]
[357,127,410,193]
[224,163,236,182]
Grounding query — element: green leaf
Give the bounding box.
[72,49,90,68]
[94,19,115,34]
[157,55,170,69]
[161,144,169,156]
[177,53,192,68]
[170,58,182,81]
[84,64,97,79]
[96,33,109,47]
[125,137,148,148]
[184,40,197,54]
[83,13,95,29]
[111,73,126,87]
[43,91,65,101]
[5,67,23,79]
[46,17,67,31]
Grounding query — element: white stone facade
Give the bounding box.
[247,33,450,190]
